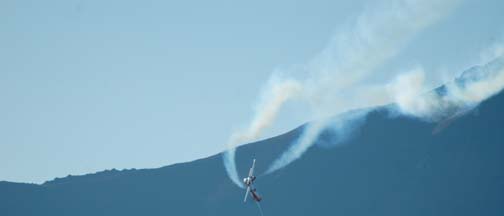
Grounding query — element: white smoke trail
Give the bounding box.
[265,0,460,174]
[386,68,441,120]
[223,0,503,184]
[265,54,504,175]
[223,77,302,187]
[389,55,504,120]
[316,108,372,148]
[222,0,504,186]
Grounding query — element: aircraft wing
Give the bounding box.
[248,159,256,177]
[243,186,251,203]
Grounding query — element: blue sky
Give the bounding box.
[1,0,503,183]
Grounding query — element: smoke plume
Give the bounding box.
[222,0,504,185]
[265,0,460,174]
[389,55,504,121]
[223,77,302,187]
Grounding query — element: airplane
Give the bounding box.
[243,159,262,203]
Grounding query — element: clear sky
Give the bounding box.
[1,0,503,183]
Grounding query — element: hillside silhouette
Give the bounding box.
[2,80,504,215]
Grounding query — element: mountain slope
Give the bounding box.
[1,91,504,215]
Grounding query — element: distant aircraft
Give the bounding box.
[243,159,262,203]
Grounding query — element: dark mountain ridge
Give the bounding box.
[2,59,504,215]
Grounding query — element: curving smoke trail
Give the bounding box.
[224,0,504,184]
[223,78,302,187]
[265,0,461,174]
[266,53,504,174]
[223,0,504,183]
[224,0,462,182]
